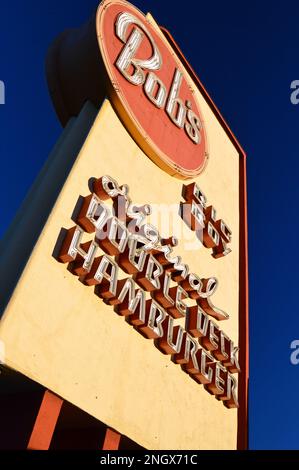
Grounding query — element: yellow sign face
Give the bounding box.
[0,8,247,450]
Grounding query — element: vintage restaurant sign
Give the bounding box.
[0,0,248,450]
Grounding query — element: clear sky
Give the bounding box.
[1,0,299,450]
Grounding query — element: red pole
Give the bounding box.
[102,428,121,450]
[27,390,63,450]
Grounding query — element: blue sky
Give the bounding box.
[1,0,299,449]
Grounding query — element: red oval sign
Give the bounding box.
[96,0,208,179]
